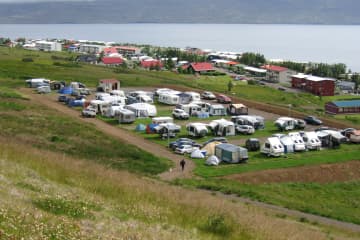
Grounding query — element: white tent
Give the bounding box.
[206,155,220,166]
[191,149,205,159]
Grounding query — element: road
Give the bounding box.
[21,88,360,233]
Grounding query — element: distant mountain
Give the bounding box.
[0,0,360,24]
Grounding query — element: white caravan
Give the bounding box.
[208,119,235,137]
[186,123,209,138]
[158,93,180,105]
[288,132,306,151]
[124,103,157,117]
[261,137,284,157]
[302,131,321,150]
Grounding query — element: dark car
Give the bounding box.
[303,116,323,125]
[58,95,67,102]
[216,94,232,104]
[245,138,260,151]
[202,137,228,147]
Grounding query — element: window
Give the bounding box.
[265,143,270,148]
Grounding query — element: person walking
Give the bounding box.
[180,159,186,171]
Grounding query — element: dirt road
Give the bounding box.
[20,89,193,181]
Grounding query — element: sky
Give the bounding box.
[0,0,93,2]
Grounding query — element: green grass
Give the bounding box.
[175,179,360,225]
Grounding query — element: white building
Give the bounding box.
[35,41,62,52]
[79,44,106,54]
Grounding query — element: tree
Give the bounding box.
[166,58,175,70]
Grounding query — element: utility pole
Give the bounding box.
[288,104,292,117]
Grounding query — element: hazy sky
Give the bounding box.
[0,0,93,2]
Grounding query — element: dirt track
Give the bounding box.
[224,160,360,184]
[20,88,193,181]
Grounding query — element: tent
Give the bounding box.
[58,86,73,94]
[201,141,222,156]
[206,155,220,166]
[191,149,205,159]
[135,124,146,132]
[146,123,159,134]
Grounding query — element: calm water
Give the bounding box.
[1,24,360,71]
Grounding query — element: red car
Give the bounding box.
[216,94,232,104]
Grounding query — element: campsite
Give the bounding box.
[1,46,360,239]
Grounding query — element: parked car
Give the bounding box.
[216,94,232,104]
[303,116,322,125]
[314,126,331,132]
[202,137,228,147]
[81,108,96,118]
[236,125,255,135]
[58,95,67,102]
[172,108,190,120]
[340,128,356,136]
[169,138,196,150]
[245,138,260,151]
[174,145,199,155]
[201,91,216,100]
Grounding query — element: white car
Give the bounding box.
[201,91,216,100]
[82,108,96,118]
[174,145,199,155]
[172,109,190,120]
[236,125,255,135]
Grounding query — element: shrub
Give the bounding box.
[22,57,33,62]
[201,214,233,236]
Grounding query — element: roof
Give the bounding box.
[102,57,124,65]
[330,100,360,108]
[99,79,119,84]
[230,103,247,108]
[244,66,267,73]
[261,65,288,72]
[190,62,214,72]
[216,143,241,152]
[141,60,162,68]
[292,74,335,82]
[103,47,119,55]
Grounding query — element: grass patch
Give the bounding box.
[0,101,26,111]
[33,197,100,219]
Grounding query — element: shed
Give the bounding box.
[99,79,120,92]
[215,143,248,163]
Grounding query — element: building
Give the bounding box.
[261,65,296,83]
[325,100,360,114]
[336,81,356,94]
[35,41,62,52]
[79,44,106,54]
[98,79,120,92]
[292,74,335,96]
[141,60,163,69]
[102,57,124,66]
[185,62,214,74]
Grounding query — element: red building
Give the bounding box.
[141,60,163,69]
[184,62,214,74]
[102,57,124,65]
[292,74,335,96]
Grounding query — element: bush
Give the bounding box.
[53,62,81,68]
[22,57,33,62]
[201,214,233,236]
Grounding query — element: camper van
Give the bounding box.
[186,123,209,138]
[118,109,136,124]
[275,117,306,131]
[261,137,284,157]
[231,115,265,130]
[288,132,306,151]
[208,119,235,137]
[152,117,173,124]
[302,131,321,150]
[158,93,180,105]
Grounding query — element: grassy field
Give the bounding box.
[175,178,360,225]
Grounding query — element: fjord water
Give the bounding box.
[1,24,360,71]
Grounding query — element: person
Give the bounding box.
[180,159,186,171]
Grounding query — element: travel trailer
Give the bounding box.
[208,119,235,137]
[275,117,306,131]
[124,103,157,117]
[302,131,321,150]
[288,132,306,151]
[87,100,111,115]
[184,91,201,102]
[186,123,209,138]
[118,109,136,124]
[261,137,284,157]
[215,144,249,163]
[231,115,265,130]
[158,93,180,105]
[152,117,173,124]
[209,104,226,116]
[227,103,248,115]
[177,103,202,116]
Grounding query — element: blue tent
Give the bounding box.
[146,123,159,134]
[135,124,146,132]
[58,87,73,94]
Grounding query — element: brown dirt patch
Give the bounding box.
[224,160,360,184]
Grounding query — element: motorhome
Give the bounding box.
[158,93,180,105]
[275,117,306,131]
[231,115,265,130]
[261,137,284,157]
[208,119,235,137]
[186,123,209,138]
[302,131,321,150]
[288,132,306,151]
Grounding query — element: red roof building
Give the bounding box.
[141,60,163,69]
[260,64,296,83]
[103,47,119,55]
[186,62,214,73]
[292,74,335,96]
[102,57,124,65]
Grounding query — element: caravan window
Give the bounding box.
[265,143,270,148]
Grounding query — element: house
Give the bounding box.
[115,46,141,56]
[242,66,267,77]
[227,103,248,115]
[185,62,214,74]
[35,41,62,52]
[336,81,356,94]
[98,79,120,92]
[215,144,248,163]
[141,60,163,69]
[260,65,296,83]
[79,44,105,54]
[292,74,335,96]
[102,57,124,66]
[325,100,360,114]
